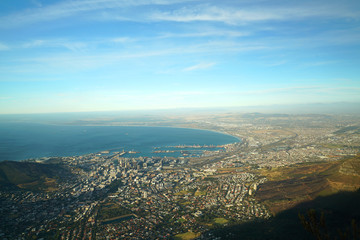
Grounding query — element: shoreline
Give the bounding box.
[0,123,241,162]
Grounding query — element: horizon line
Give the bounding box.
[1,101,360,115]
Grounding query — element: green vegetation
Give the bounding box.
[0,161,72,191]
[175,188,196,196]
[203,177,219,183]
[180,201,192,206]
[214,218,229,225]
[194,189,207,196]
[321,143,349,149]
[177,218,186,223]
[105,179,123,193]
[174,231,200,240]
[97,202,132,221]
[174,190,191,196]
[334,126,360,135]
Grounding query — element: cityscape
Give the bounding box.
[1,112,359,239]
[1,0,360,239]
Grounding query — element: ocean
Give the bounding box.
[0,123,239,161]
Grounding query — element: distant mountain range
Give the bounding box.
[0,102,359,125]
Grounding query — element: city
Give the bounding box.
[1,0,359,239]
[1,113,359,239]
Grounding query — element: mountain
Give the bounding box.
[208,189,360,240]
[0,160,72,191]
[207,156,360,239]
[255,155,360,214]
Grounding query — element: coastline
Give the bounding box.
[0,123,240,162]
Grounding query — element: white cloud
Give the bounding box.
[149,4,359,24]
[0,0,195,28]
[264,60,288,67]
[111,37,133,43]
[0,96,12,100]
[5,40,265,74]
[150,6,281,24]
[183,62,216,71]
[1,1,358,28]
[304,61,337,67]
[0,43,10,51]
[157,30,250,39]
[22,40,46,48]
[30,0,43,8]
[22,39,87,52]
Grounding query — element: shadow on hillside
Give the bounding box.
[204,189,360,240]
[0,160,73,191]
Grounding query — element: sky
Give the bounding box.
[0,0,359,114]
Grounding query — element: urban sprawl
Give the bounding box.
[1,113,359,239]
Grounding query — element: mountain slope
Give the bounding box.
[0,161,71,191]
[208,189,360,240]
[255,155,360,214]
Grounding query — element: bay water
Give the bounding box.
[0,123,239,161]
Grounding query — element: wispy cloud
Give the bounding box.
[21,39,89,52]
[0,43,10,51]
[157,30,250,39]
[263,60,288,67]
[183,62,216,71]
[30,0,43,8]
[22,40,46,48]
[0,96,12,100]
[3,40,266,74]
[1,1,358,28]
[150,5,281,24]
[149,4,359,25]
[0,0,194,28]
[304,61,338,67]
[111,37,133,43]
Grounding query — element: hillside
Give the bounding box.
[0,161,72,191]
[208,189,360,240]
[254,155,360,214]
[206,156,360,239]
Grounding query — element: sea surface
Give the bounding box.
[0,123,239,161]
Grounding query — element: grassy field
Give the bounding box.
[18,177,58,192]
[214,218,229,225]
[179,201,192,206]
[97,202,132,220]
[174,231,200,240]
[194,190,207,196]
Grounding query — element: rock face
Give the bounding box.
[339,157,360,176]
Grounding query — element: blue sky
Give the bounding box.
[0,0,359,114]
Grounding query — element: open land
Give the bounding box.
[1,112,360,239]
